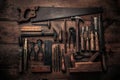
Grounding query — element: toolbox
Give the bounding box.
[18,7,107,74]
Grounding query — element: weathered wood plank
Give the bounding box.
[0,44,19,68]
[69,62,102,72]
[0,21,20,43]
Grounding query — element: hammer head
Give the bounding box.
[71,16,84,23]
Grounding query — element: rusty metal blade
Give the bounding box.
[31,7,103,22]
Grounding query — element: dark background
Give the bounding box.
[0,0,120,80]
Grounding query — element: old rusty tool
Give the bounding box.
[98,14,107,72]
[63,19,68,54]
[30,7,103,22]
[29,42,36,61]
[74,16,84,55]
[85,26,91,52]
[17,6,38,22]
[81,26,85,51]
[36,39,43,61]
[53,47,56,72]
[17,7,103,23]
[93,17,99,51]
[23,38,28,72]
[32,21,51,29]
[61,49,66,73]
[21,27,58,38]
[68,27,76,48]
[44,40,53,72]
